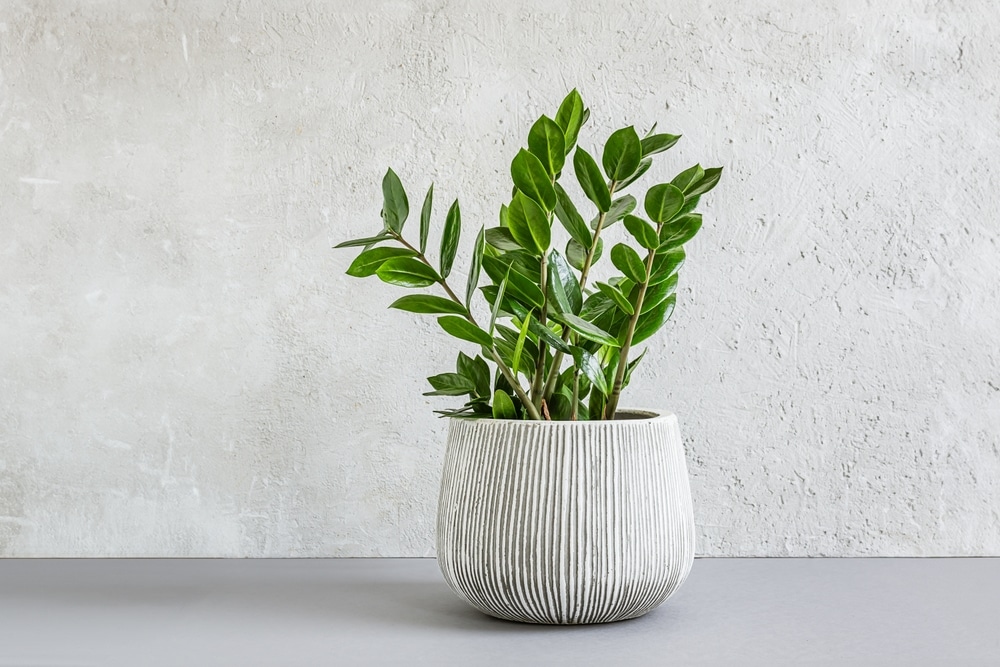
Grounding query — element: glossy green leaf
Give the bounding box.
[508,301,572,354]
[573,147,611,212]
[376,257,440,288]
[440,200,461,278]
[623,215,659,250]
[528,115,566,177]
[579,291,615,321]
[571,346,609,396]
[489,268,510,333]
[687,167,723,197]
[640,133,681,157]
[623,348,647,387]
[419,184,433,253]
[610,243,647,283]
[640,273,678,314]
[554,183,591,247]
[553,312,620,348]
[457,352,491,398]
[596,281,634,315]
[506,191,551,256]
[644,183,685,223]
[512,312,532,377]
[334,232,393,248]
[548,249,582,315]
[346,247,416,277]
[482,256,545,308]
[389,294,467,315]
[465,226,485,307]
[658,214,703,249]
[438,316,494,347]
[617,157,651,191]
[381,168,409,233]
[631,294,676,345]
[485,226,522,251]
[592,195,636,229]
[555,89,585,154]
[602,126,642,181]
[424,373,476,397]
[566,237,602,271]
[649,248,686,285]
[671,164,705,193]
[511,149,556,212]
[499,203,510,228]
[492,390,517,419]
[547,393,573,421]
[589,388,606,421]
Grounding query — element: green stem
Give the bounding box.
[391,231,542,421]
[529,252,549,411]
[570,371,580,420]
[604,222,663,420]
[541,180,619,403]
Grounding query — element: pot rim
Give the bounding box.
[448,408,676,425]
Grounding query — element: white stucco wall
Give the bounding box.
[1,0,997,557]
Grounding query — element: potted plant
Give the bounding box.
[337,90,721,624]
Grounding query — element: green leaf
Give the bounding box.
[438,316,494,347]
[508,301,572,354]
[554,183,591,247]
[439,200,461,278]
[376,257,440,288]
[640,133,681,157]
[499,203,510,228]
[659,214,703,249]
[492,390,517,419]
[528,115,566,177]
[389,294,467,315]
[566,237,602,271]
[589,389,606,421]
[687,167,723,197]
[596,281,634,315]
[457,352,491,398]
[346,247,416,277]
[571,347,609,396]
[671,164,705,194]
[485,226,522,251]
[602,126,642,181]
[623,215,659,250]
[631,295,675,345]
[381,168,409,233]
[593,195,636,229]
[506,191,551,256]
[640,273,678,314]
[548,249,582,315]
[489,268,510,333]
[649,248,686,285]
[610,243,647,283]
[623,348,647,387]
[482,256,545,308]
[644,183,686,223]
[555,89,585,154]
[466,226,485,307]
[573,147,611,212]
[419,184,433,253]
[547,393,573,421]
[424,373,476,397]
[334,232,394,248]
[553,312,620,347]
[512,312,532,377]
[511,149,556,212]
[617,157,652,191]
[579,291,615,321]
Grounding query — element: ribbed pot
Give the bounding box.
[436,409,695,625]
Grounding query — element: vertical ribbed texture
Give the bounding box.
[436,411,695,625]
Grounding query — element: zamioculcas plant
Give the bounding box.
[337,90,721,421]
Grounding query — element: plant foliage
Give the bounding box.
[337,90,722,420]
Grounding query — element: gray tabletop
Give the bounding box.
[1,558,998,666]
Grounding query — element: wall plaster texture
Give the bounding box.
[0,0,998,557]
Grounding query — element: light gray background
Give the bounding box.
[1,0,998,557]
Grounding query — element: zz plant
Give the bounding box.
[337,90,721,421]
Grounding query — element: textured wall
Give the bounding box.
[1,0,998,557]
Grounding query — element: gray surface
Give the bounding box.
[1,558,998,666]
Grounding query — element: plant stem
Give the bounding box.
[529,252,549,411]
[391,231,542,420]
[541,180,619,403]
[570,372,580,420]
[603,222,663,420]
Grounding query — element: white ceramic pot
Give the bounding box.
[436,409,695,625]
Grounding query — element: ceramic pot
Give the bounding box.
[436,409,695,625]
